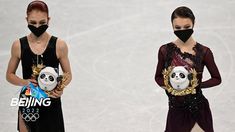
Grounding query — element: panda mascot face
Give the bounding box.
[38,67,59,91]
[169,66,190,90]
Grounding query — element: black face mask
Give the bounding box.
[28,25,48,37]
[174,29,194,43]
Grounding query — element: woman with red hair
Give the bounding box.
[6,1,72,131]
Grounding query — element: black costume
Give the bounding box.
[18,36,65,132]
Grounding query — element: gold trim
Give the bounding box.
[162,66,198,96]
[31,64,45,79]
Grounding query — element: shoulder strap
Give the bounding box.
[19,36,28,49]
[47,36,58,49]
[19,36,29,58]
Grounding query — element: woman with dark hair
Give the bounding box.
[6,1,72,132]
[155,6,221,132]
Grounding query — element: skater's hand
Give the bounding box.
[49,89,63,98]
[26,79,38,86]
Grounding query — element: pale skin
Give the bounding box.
[6,10,72,132]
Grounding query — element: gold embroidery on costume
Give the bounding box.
[31,64,45,79]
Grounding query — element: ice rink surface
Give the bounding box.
[0,0,235,131]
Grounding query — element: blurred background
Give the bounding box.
[0,0,234,131]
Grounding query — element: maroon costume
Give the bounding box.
[155,42,221,132]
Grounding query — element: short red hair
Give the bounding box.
[27,0,49,16]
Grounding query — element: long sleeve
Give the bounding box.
[155,46,165,87]
[201,48,222,88]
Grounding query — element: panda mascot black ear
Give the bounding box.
[188,73,193,80]
[54,68,59,74]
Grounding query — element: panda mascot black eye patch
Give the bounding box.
[179,73,185,78]
[40,74,46,79]
[171,73,176,78]
[49,76,54,81]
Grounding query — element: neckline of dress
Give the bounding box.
[26,35,52,56]
[170,42,198,58]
